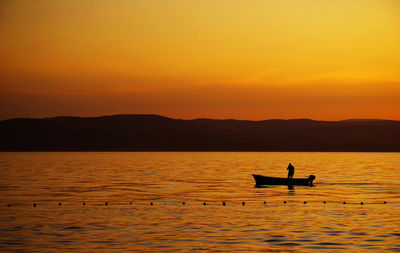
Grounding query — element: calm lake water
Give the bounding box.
[0,152,400,252]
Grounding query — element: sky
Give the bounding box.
[0,0,399,121]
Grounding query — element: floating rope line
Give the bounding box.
[3,200,396,208]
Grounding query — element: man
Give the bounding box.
[287,163,295,179]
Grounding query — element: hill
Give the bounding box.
[0,114,399,151]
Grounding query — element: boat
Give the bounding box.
[252,174,315,186]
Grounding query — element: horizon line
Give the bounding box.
[1,113,398,123]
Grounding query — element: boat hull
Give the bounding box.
[252,174,315,186]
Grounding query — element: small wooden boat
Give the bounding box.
[252,174,315,186]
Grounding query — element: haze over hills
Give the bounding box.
[0,114,399,151]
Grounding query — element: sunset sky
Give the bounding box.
[0,0,399,121]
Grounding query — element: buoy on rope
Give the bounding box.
[242,202,245,206]
[222,202,226,206]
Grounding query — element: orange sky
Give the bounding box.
[0,0,399,120]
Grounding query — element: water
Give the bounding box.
[0,152,400,252]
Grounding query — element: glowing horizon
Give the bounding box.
[1,0,399,121]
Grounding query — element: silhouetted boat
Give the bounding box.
[252,174,315,186]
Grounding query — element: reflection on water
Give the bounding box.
[0,152,400,252]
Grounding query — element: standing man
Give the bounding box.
[287,163,295,179]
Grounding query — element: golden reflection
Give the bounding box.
[1,152,400,251]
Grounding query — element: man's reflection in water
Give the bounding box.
[288,184,295,196]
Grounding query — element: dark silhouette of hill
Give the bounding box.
[0,114,399,151]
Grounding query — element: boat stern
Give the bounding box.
[308,175,316,185]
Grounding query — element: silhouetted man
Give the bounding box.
[287,163,294,179]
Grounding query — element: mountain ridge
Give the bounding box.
[2,114,395,123]
[1,114,399,151]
